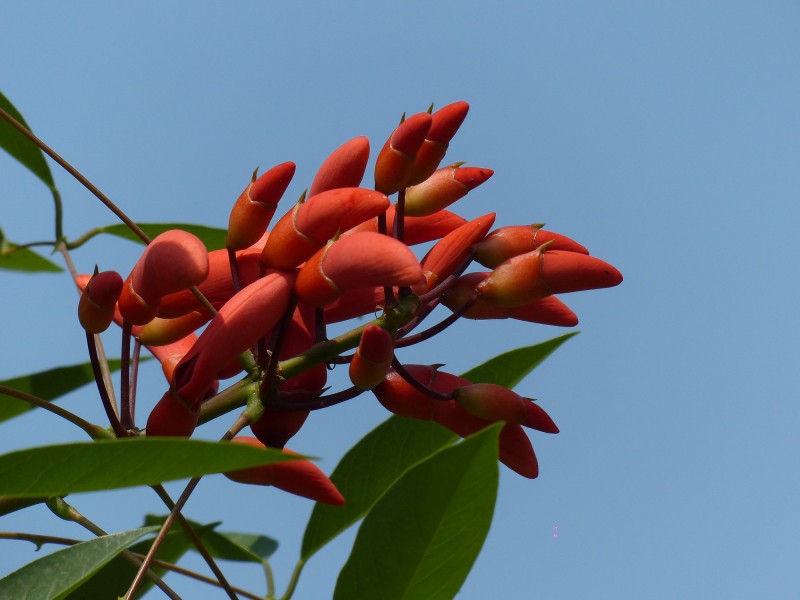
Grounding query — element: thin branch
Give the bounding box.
[150,484,239,600]
[85,331,127,437]
[0,105,151,244]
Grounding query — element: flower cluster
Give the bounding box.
[77,102,622,503]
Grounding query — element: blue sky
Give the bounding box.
[2,2,799,598]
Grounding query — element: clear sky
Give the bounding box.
[2,2,799,598]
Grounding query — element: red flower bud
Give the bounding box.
[407,101,469,185]
[295,232,423,307]
[324,286,384,323]
[404,165,493,216]
[135,311,212,346]
[146,390,199,437]
[477,249,623,308]
[78,270,123,333]
[472,225,588,268]
[454,383,559,433]
[374,112,432,194]
[225,437,345,505]
[118,230,209,325]
[349,325,394,390]
[419,213,495,291]
[250,403,310,450]
[346,204,467,245]
[442,272,579,326]
[308,136,370,197]
[261,188,390,269]
[372,365,468,420]
[172,270,295,406]
[157,248,261,318]
[226,162,296,250]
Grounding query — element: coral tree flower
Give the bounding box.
[472,224,588,268]
[349,325,394,390]
[118,230,209,325]
[260,188,390,269]
[295,232,423,307]
[224,437,345,505]
[407,101,470,186]
[226,162,296,251]
[374,112,432,195]
[308,136,370,198]
[477,248,623,308]
[171,270,295,407]
[404,164,494,216]
[78,270,123,334]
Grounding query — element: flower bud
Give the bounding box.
[349,325,394,390]
[225,437,345,505]
[295,232,423,307]
[346,204,467,245]
[454,383,559,433]
[250,403,311,450]
[78,270,123,333]
[118,230,209,325]
[146,390,199,437]
[441,272,579,326]
[374,112,432,195]
[477,249,623,308]
[419,213,495,291]
[135,311,212,346]
[226,162,296,250]
[261,188,390,269]
[172,270,295,406]
[407,101,469,185]
[404,165,493,217]
[308,136,370,197]
[472,225,588,268]
[372,365,468,420]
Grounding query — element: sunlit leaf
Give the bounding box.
[0,91,55,188]
[334,425,500,600]
[461,331,579,388]
[0,359,129,423]
[302,417,457,560]
[0,243,61,273]
[0,439,299,497]
[89,223,228,251]
[0,527,158,600]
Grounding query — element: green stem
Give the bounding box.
[279,559,306,600]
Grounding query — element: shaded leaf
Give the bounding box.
[461,331,579,388]
[0,243,62,273]
[0,438,299,497]
[0,359,129,423]
[90,223,228,251]
[334,425,500,600]
[0,91,55,189]
[0,527,157,600]
[144,514,278,562]
[302,417,457,560]
[62,525,213,599]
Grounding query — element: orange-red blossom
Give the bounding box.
[81,100,622,498]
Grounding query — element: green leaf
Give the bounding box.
[333,425,501,600]
[0,243,62,273]
[0,359,130,423]
[90,223,228,251]
[461,331,579,388]
[302,417,457,560]
[0,438,298,497]
[144,514,278,562]
[0,526,158,600]
[0,91,55,189]
[62,525,211,599]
